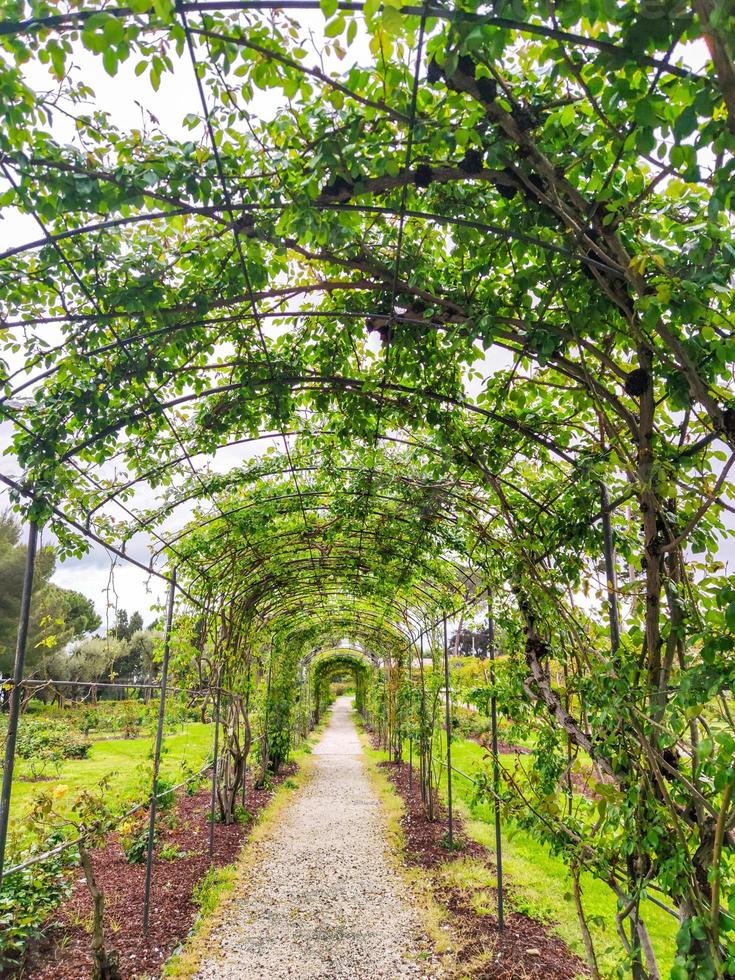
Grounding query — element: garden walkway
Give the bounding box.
[195,696,439,979]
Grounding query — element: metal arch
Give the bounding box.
[152,495,481,565]
[233,589,427,639]
[249,603,417,647]
[306,649,378,672]
[171,518,483,597]
[145,481,490,555]
[66,426,548,526]
[140,461,498,542]
[301,641,380,668]
[0,4,704,86]
[186,549,474,622]
[36,374,575,468]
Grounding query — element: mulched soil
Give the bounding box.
[11,764,296,980]
[377,758,485,869]
[375,747,588,979]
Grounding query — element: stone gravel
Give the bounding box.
[195,696,440,979]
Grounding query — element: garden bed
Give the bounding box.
[13,764,296,980]
[377,755,588,979]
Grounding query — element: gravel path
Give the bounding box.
[195,696,439,979]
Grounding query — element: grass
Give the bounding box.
[9,722,213,830]
[426,733,679,979]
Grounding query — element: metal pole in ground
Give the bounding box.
[443,615,453,848]
[418,632,426,805]
[600,482,621,654]
[143,568,176,934]
[243,655,253,810]
[601,486,644,972]
[408,640,413,791]
[383,662,390,759]
[208,677,222,859]
[0,522,38,886]
[488,593,504,931]
[260,645,273,782]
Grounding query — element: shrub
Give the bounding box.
[78,709,98,735]
[179,759,204,796]
[16,720,91,763]
[118,702,144,738]
[119,811,151,865]
[159,843,185,861]
[453,706,491,741]
[0,835,74,970]
[330,681,353,696]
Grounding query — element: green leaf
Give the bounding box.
[102,47,118,76]
[325,15,345,37]
[382,6,403,34]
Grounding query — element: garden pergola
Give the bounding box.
[1,1,734,975]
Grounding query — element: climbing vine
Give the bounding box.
[2,1,735,975]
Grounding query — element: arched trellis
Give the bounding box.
[0,3,733,976]
[307,649,374,721]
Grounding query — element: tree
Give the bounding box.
[449,628,488,658]
[111,609,129,641]
[128,612,143,636]
[111,629,157,681]
[0,513,101,677]
[64,637,127,685]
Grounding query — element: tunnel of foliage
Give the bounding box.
[1,0,735,977]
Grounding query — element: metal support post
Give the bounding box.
[0,522,38,886]
[488,595,504,930]
[443,616,453,848]
[208,678,221,858]
[143,569,176,933]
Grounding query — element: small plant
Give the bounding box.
[509,892,554,924]
[0,828,73,970]
[119,807,156,865]
[159,842,185,861]
[78,709,99,735]
[233,805,252,825]
[192,865,236,917]
[440,832,464,852]
[119,703,143,739]
[180,759,202,796]
[284,777,298,789]
[24,754,61,783]
[154,774,176,811]
[29,779,121,980]
[122,827,150,865]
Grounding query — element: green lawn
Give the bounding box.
[402,733,678,979]
[9,722,213,832]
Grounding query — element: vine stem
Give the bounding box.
[711,777,735,956]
